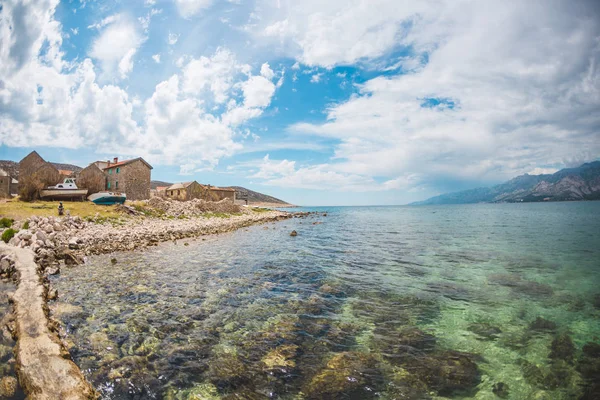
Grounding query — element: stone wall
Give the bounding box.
[209,188,236,201]
[0,176,11,198]
[77,164,105,195]
[18,151,46,191]
[106,160,151,200]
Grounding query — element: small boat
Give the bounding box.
[88,191,127,205]
[40,178,88,201]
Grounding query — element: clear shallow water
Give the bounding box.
[51,203,600,399]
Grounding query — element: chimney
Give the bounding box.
[113,157,119,164]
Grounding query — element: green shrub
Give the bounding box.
[0,217,13,228]
[22,220,30,230]
[2,228,17,243]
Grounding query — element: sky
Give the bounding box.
[1,0,599,206]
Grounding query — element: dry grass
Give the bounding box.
[0,198,120,220]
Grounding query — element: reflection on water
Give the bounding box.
[51,203,600,399]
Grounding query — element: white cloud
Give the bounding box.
[250,154,296,179]
[281,0,600,190]
[174,0,214,18]
[253,0,430,68]
[168,31,180,45]
[181,48,244,103]
[71,28,79,35]
[90,15,143,79]
[260,62,275,80]
[528,168,559,176]
[152,54,161,63]
[139,8,162,32]
[242,75,276,108]
[310,73,322,83]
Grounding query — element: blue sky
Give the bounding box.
[1,0,599,205]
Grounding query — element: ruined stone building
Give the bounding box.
[77,164,106,195]
[94,157,153,200]
[165,181,236,202]
[18,151,61,200]
[165,181,205,201]
[0,169,18,198]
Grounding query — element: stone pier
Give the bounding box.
[0,244,96,400]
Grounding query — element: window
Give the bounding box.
[177,190,180,195]
[107,182,111,189]
[108,169,112,175]
[115,181,119,189]
[116,167,120,174]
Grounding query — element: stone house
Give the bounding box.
[18,151,61,200]
[95,157,153,200]
[206,185,236,202]
[77,164,106,195]
[165,181,205,201]
[0,169,18,198]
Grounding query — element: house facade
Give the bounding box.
[17,151,61,200]
[0,169,17,198]
[95,157,153,200]
[77,164,106,195]
[165,181,205,201]
[206,186,236,202]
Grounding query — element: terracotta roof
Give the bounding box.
[58,169,74,176]
[155,186,169,191]
[102,157,153,170]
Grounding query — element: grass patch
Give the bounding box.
[0,198,120,220]
[129,201,165,218]
[22,220,29,230]
[0,217,14,228]
[2,228,18,243]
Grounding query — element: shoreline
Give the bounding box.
[0,200,299,399]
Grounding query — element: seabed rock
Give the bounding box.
[529,317,558,332]
[290,230,298,237]
[0,376,17,398]
[468,322,502,340]
[492,382,509,398]
[303,352,382,399]
[549,334,575,364]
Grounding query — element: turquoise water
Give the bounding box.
[51,203,600,399]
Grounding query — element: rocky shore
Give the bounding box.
[5,198,293,271]
[0,198,296,399]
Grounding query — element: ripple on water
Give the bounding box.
[50,204,600,399]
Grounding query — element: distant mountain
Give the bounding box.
[150,180,173,189]
[226,186,290,205]
[150,181,291,205]
[411,161,600,205]
[50,162,82,173]
[0,160,82,177]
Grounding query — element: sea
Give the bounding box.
[48,202,600,399]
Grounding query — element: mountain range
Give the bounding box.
[411,161,600,205]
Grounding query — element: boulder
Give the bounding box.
[290,230,298,237]
[35,230,48,242]
[0,376,17,397]
[43,224,53,234]
[53,223,63,232]
[549,334,575,363]
[68,237,80,250]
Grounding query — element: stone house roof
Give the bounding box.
[102,157,153,170]
[166,181,196,191]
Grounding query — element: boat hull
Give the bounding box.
[40,189,88,201]
[88,192,127,205]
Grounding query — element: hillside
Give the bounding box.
[150,181,291,205]
[0,160,83,176]
[412,161,600,205]
[226,186,290,205]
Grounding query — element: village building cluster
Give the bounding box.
[2,151,236,202]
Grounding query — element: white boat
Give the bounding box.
[88,191,127,205]
[40,178,88,200]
